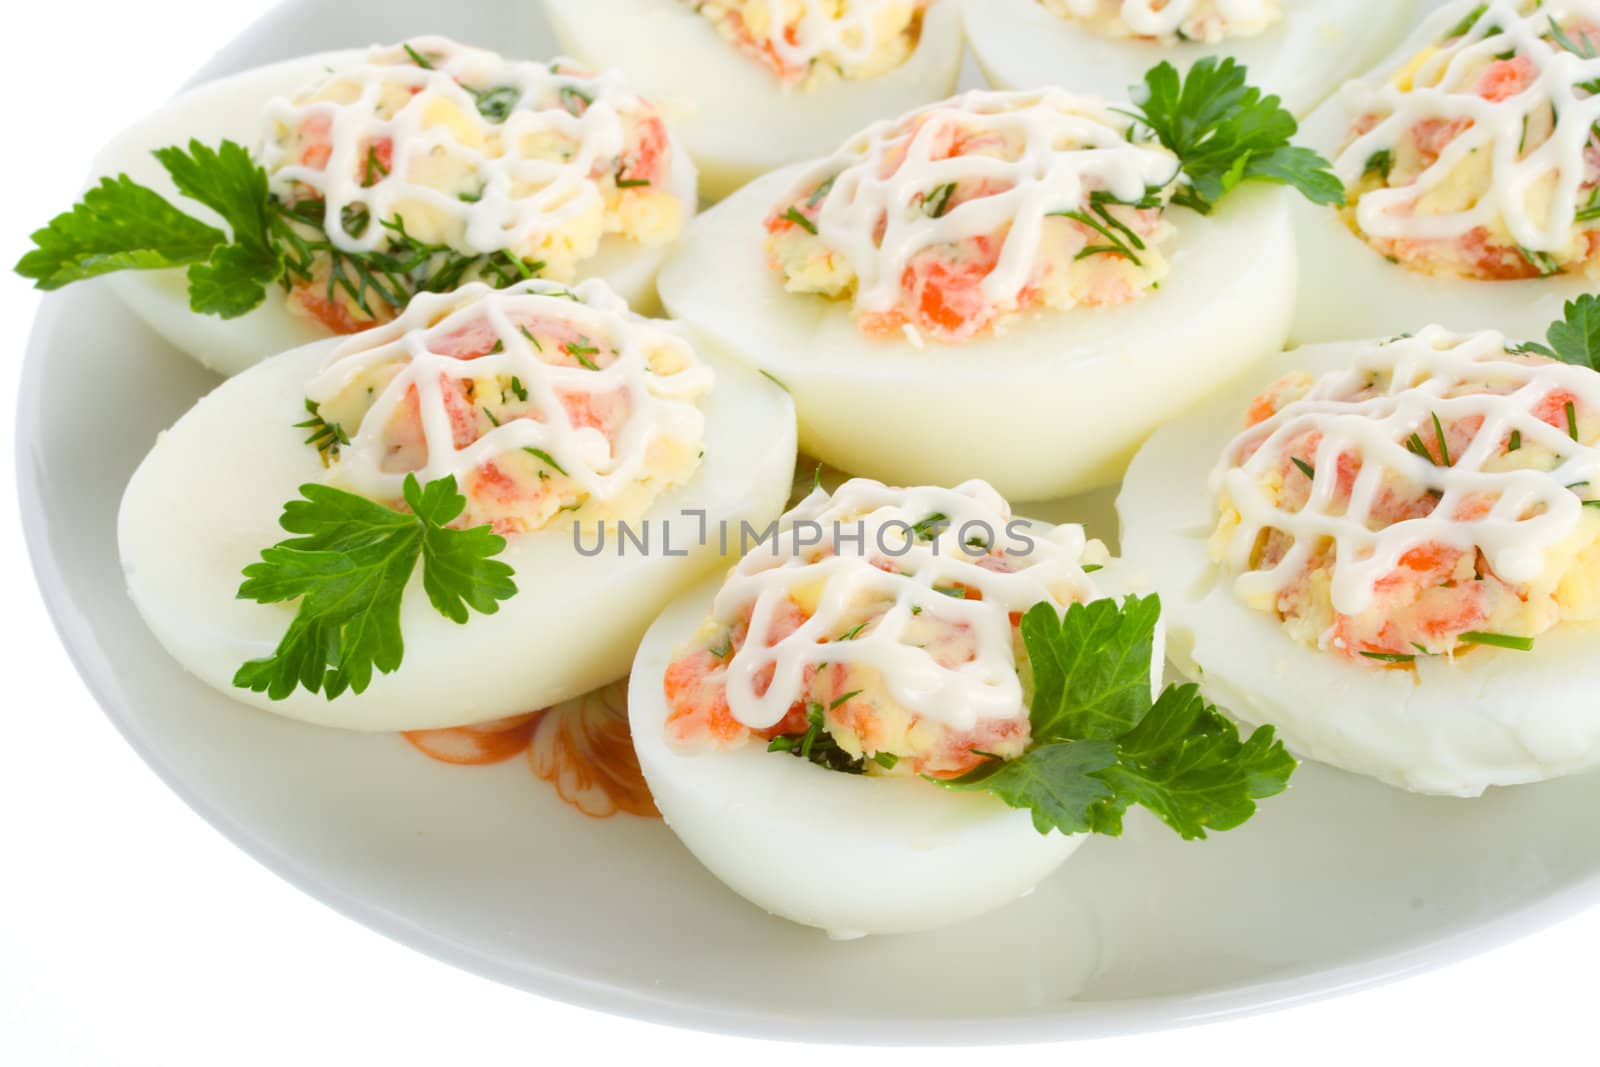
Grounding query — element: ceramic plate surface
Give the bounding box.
[18,0,1600,1045]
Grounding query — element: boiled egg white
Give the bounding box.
[658,163,1296,502]
[629,530,1159,937]
[1117,339,1600,796]
[93,47,698,378]
[541,0,965,200]
[117,281,796,732]
[964,0,1422,118]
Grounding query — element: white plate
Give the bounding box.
[18,0,1600,1045]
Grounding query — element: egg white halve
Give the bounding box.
[963,0,1421,119]
[658,165,1296,502]
[117,332,796,732]
[629,554,1161,937]
[1117,340,1600,797]
[1290,40,1594,347]
[541,0,964,201]
[93,50,698,378]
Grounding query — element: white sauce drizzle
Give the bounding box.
[1051,0,1277,39]
[788,89,1180,316]
[1212,326,1600,617]
[1336,0,1600,251]
[307,278,713,507]
[714,479,1103,732]
[258,36,664,256]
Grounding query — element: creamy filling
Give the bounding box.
[259,36,684,332]
[685,0,928,86]
[1211,326,1600,661]
[765,88,1181,343]
[305,278,712,533]
[1040,0,1282,44]
[1336,1,1600,281]
[662,479,1109,776]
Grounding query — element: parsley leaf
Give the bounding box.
[233,474,517,701]
[16,138,284,318]
[1022,596,1161,741]
[1514,294,1600,369]
[1088,683,1296,838]
[14,174,226,288]
[153,139,282,317]
[1130,57,1344,215]
[945,740,1119,836]
[943,594,1295,841]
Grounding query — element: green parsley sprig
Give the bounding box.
[941,595,1296,840]
[233,474,518,701]
[15,138,545,322]
[18,140,283,317]
[1127,57,1345,215]
[1512,293,1600,369]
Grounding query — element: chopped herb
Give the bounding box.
[1082,563,1104,573]
[1509,429,1522,452]
[566,336,601,370]
[911,512,950,541]
[1364,148,1394,181]
[558,85,592,115]
[829,690,864,710]
[293,399,349,467]
[518,324,543,351]
[806,175,837,208]
[1568,399,1581,440]
[1360,650,1416,663]
[933,585,968,598]
[362,145,389,187]
[507,376,528,402]
[782,206,818,235]
[1291,456,1315,480]
[482,406,500,427]
[873,751,899,770]
[470,85,520,123]
[836,621,869,641]
[614,164,651,189]
[1459,631,1535,652]
[923,182,956,218]
[523,447,568,476]
[1432,411,1452,466]
[402,42,435,69]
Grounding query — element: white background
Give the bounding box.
[0,3,1595,1063]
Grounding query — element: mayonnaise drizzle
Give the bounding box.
[1047,0,1279,40]
[307,279,712,508]
[788,89,1180,316]
[1336,0,1600,251]
[713,479,1104,732]
[259,36,666,256]
[1212,326,1600,617]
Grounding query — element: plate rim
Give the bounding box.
[16,0,1600,1042]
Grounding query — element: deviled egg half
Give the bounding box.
[119,278,796,731]
[632,478,1294,937]
[963,0,1419,118]
[1120,310,1600,795]
[1294,0,1600,344]
[542,0,965,200]
[18,37,697,376]
[659,68,1338,500]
